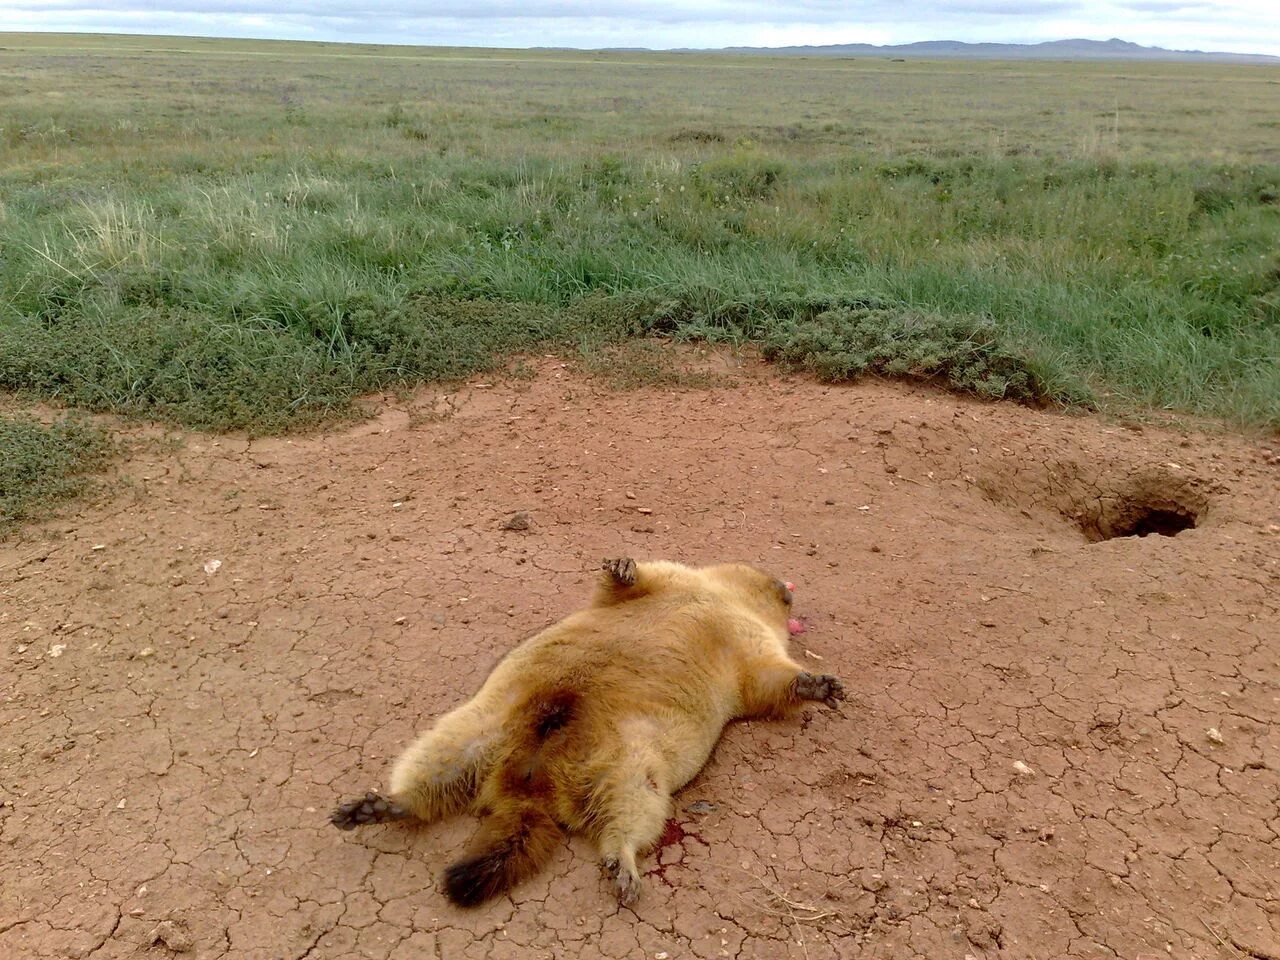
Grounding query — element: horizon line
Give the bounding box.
[3,28,1277,61]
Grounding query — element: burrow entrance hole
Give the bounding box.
[1079,490,1204,543]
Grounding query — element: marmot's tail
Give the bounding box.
[442,801,563,906]
[442,689,579,907]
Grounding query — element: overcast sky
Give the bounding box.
[3,1,1277,56]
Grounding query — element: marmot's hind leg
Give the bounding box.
[386,703,497,823]
[590,752,672,905]
[330,791,411,830]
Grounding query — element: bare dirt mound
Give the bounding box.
[2,357,1278,960]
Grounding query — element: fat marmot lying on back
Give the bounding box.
[330,557,845,907]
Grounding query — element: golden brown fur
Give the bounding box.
[330,558,844,907]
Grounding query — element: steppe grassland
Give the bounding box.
[1,33,1277,525]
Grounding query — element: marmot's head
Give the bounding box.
[702,563,801,638]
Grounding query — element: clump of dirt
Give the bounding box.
[2,357,1278,960]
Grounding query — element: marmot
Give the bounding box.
[330,557,845,907]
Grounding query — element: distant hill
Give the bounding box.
[700,37,1279,65]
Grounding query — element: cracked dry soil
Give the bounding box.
[2,357,1278,960]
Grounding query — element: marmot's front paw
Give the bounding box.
[602,557,638,587]
[794,673,846,709]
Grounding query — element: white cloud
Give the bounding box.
[0,1,1275,55]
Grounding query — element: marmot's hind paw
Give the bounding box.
[603,857,642,906]
[602,557,638,587]
[330,791,409,830]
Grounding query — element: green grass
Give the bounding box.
[1,33,1278,438]
[0,414,112,535]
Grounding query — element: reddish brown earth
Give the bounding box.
[2,356,1278,960]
